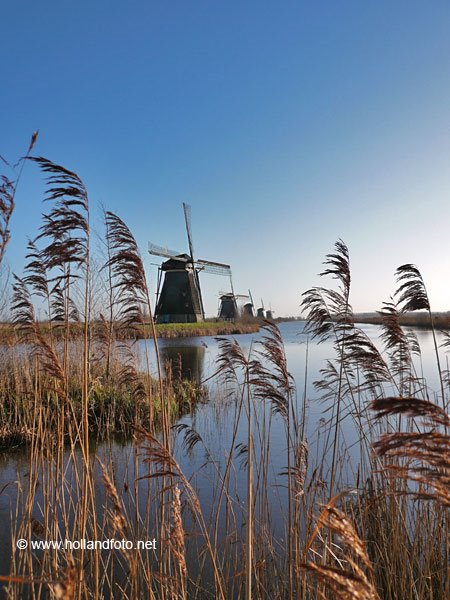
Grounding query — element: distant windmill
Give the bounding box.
[266,303,275,320]
[243,289,255,318]
[256,298,266,319]
[149,203,231,323]
[218,292,249,320]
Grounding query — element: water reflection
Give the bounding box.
[160,344,205,384]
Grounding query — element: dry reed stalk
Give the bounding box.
[302,497,380,600]
[50,556,76,600]
[139,429,226,600]
[169,485,187,600]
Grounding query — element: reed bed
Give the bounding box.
[0,149,448,599]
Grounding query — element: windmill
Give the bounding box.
[149,203,231,323]
[266,303,275,320]
[256,298,266,319]
[218,292,250,321]
[243,289,255,318]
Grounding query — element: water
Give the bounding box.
[0,320,448,584]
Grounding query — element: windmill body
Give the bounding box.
[243,289,255,317]
[257,297,266,319]
[243,302,254,317]
[265,302,275,320]
[155,254,203,323]
[218,293,237,320]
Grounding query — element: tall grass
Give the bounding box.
[0,151,448,599]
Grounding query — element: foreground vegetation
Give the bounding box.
[0,143,448,599]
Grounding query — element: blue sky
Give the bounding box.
[2,1,450,316]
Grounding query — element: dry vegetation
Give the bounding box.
[0,144,448,599]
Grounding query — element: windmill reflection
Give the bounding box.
[160,345,205,384]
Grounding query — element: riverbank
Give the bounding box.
[0,320,261,343]
[149,320,260,338]
[354,311,450,329]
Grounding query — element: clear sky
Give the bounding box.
[1,1,450,316]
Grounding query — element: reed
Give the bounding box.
[0,148,448,599]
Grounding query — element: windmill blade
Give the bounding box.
[195,259,231,277]
[148,242,187,260]
[183,202,195,261]
[218,292,249,299]
[183,203,205,317]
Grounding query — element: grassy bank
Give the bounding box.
[354,310,450,329]
[151,320,260,338]
[0,320,260,344]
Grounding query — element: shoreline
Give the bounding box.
[0,320,261,343]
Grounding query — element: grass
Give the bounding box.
[0,321,260,343]
[150,320,260,337]
[0,150,449,599]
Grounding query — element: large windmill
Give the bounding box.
[149,203,231,323]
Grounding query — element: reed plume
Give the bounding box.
[11,274,36,338]
[372,397,450,507]
[394,264,446,407]
[105,211,164,431]
[0,175,15,266]
[0,132,38,266]
[378,301,421,396]
[302,240,353,496]
[302,500,380,600]
[104,211,148,328]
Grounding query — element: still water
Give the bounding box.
[0,321,447,581]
